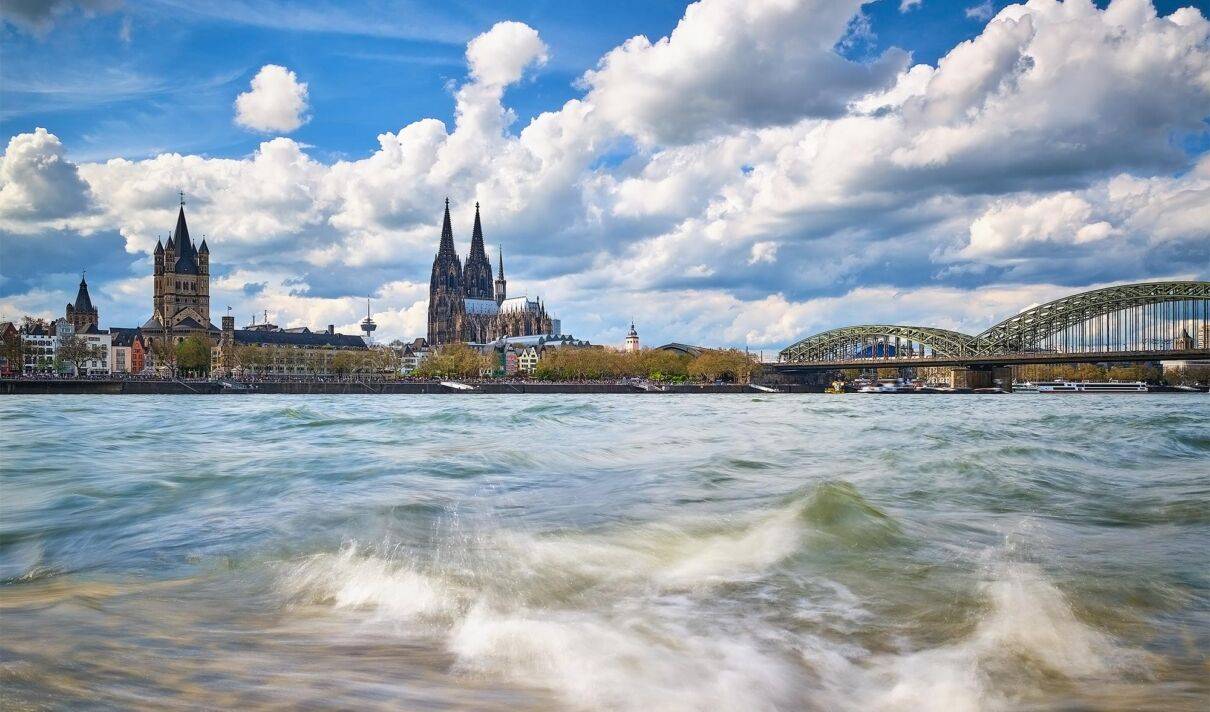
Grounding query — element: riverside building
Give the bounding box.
[427,200,558,345]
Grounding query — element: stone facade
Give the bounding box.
[143,201,217,345]
[427,200,555,345]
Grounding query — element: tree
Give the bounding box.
[413,343,489,379]
[686,349,761,384]
[56,334,104,376]
[0,327,23,373]
[330,351,358,378]
[175,335,213,376]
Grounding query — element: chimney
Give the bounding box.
[327,324,335,335]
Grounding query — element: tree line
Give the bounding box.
[413,343,762,383]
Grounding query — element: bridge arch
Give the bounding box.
[974,280,1210,355]
[779,325,978,363]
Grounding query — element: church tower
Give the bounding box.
[493,246,507,305]
[147,195,213,342]
[65,273,99,332]
[625,322,640,352]
[463,202,494,300]
[427,198,466,345]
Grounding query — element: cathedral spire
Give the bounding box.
[438,197,457,258]
[469,201,487,260]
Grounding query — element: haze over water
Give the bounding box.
[1,394,1208,711]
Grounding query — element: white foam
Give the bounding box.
[838,561,1138,712]
[281,545,458,622]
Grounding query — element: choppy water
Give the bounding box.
[1,394,1208,711]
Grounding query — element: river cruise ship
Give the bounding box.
[1036,381,1149,393]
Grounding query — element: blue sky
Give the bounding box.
[2,0,1208,347]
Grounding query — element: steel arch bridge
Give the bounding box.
[777,280,1210,368]
[779,325,980,363]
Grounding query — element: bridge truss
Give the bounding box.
[778,281,1210,367]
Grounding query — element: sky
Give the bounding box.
[1,0,1208,350]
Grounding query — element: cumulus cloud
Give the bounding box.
[900,0,923,12]
[580,0,908,145]
[3,0,1208,347]
[466,21,548,88]
[0,128,94,231]
[234,64,311,133]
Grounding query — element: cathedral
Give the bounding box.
[141,198,217,343]
[427,200,556,345]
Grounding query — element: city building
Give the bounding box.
[625,322,640,352]
[52,318,111,375]
[110,328,150,374]
[19,321,54,373]
[398,338,431,375]
[477,333,593,375]
[142,198,218,346]
[427,200,556,345]
[213,315,369,377]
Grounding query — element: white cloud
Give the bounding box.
[0,128,94,231]
[965,1,994,21]
[900,0,923,12]
[465,21,548,88]
[234,64,310,133]
[580,0,907,145]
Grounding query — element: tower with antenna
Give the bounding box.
[360,298,377,344]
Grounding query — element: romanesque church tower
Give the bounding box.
[427,199,466,345]
[145,198,214,342]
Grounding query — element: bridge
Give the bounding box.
[775,281,1210,381]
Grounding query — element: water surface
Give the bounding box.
[1,394,1208,710]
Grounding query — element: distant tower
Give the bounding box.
[625,321,640,352]
[427,198,465,345]
[360,298,377,344]
[494,245,507,305]
[66,271,99,332]
[463,202,494,300]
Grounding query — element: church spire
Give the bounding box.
[493,244,507,304]
[469,201,487,261]
[438,197,457,258]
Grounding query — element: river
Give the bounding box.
[1,394,1207,710]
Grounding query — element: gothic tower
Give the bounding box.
[463,202,494,300]
[427,198,466,345]
[494,246,507,305]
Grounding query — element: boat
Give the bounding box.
[1013,381,1065,393]
[1037,380,1149,393]
[440,381,476,391]
[858,378,916,393]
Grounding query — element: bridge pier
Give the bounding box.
[949,365,1012,391]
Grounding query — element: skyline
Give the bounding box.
[2,0,1209,348]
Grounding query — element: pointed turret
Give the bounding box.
[73,274,94,313]
[493,245,507,305]
[198,238,209,254]
[154,239,164,254]
[171,203,200,275]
